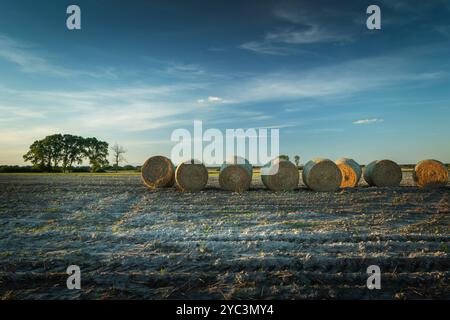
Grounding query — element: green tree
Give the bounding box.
[294,155,300,167]
[23,135,64,171]
[83,137,109,172]
[24,134,109,173]
[61,134,84,172]
[23,140,47,170]
[279,154,289,161]
[44,134,64,170]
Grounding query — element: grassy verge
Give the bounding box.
[0,170,140,177]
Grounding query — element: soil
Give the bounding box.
[0,172,448,299]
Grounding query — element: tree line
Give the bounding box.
[20,134,301,173]
[23,134,109,172]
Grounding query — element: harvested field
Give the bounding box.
[0,172,449,300]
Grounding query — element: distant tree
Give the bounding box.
[45,134,64,169]
[23,140,48,170]
[23,134,64,171]
[61,134,84,172]
[111,143,127,172]
[294,155,300,167]
[279,155,289,161]
[24,134,110,172]
[83,137,109,172]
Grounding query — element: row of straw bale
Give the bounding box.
[141,156,448,192]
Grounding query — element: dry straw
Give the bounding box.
[302,158,342,192]
[141,155,175,189]
[261,158,299,191]
[363,159,402,187]
[336,158,362,188]
[413,159,448,189]
[175,159,208,192]
[219,156,253,192]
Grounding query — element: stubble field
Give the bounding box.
[0,172,449,299]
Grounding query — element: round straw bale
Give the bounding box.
[141,155,175,189]
[302,158,342,192]
[336,158,362,188]
[413,159,448,189]
[363,159,402,187]
[175,159,208,192]
[219,156,253,192]
[261,158,299,191]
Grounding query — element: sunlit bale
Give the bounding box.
[219,156,253,192]
[175,159,208,192]
[336,158,362,188]
[302,158,342,192]
[261,158,299,191]
[363,159,402,187]
[141,155,175,189]
[413,159,448,189]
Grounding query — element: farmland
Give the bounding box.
[0,172,449,299]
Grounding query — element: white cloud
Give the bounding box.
[0,82,207,159]
[197,96,233,104]
[353,118,384,125]
[208,96,223,102]
[0,82,206,164]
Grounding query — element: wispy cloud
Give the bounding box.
[140,56,230,82]
[0,34,117,79]
[0,84,204,165]
[1,51,443,143]
[353,118,384,125]
[241,4,354,55]
[240,27,352,55]
[0,80,213,164]
[164,62,205,77]
[223,53,447,104]
[267,27,352,45]
[0,105,46,119]
[239,41,293,56]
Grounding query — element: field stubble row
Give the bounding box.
[0,172,448,299]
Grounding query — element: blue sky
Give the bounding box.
[1,0,450,165]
